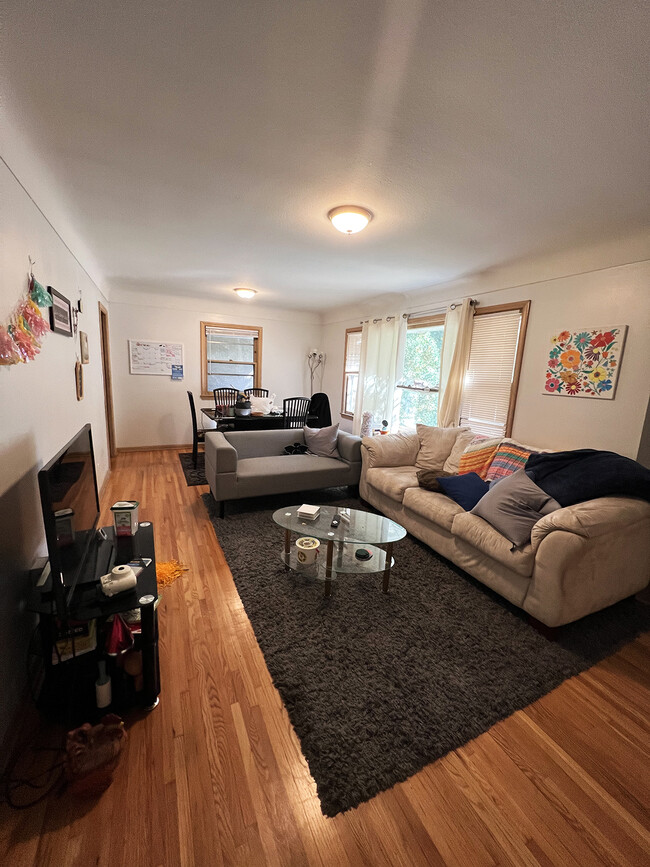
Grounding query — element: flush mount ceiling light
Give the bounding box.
[233,288,257,299]
[327,205,373,234]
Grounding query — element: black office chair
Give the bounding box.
[283,396,311,429]
[213,387,239,411]
[244,387,269,398]
[308,393,332,428]
[187,391,207,468]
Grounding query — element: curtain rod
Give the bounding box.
[359,300,477,324]
[407,298,478,317]
[359,313,409,324]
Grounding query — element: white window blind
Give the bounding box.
[343,330,362,415]
[460,310,522,437]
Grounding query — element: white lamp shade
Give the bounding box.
[328,206,373,234]
[234,288,257,299]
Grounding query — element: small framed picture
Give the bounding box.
[47,287,73,336]
[80,330,89,363]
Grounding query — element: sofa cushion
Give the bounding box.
[457,436,502,479]
[451,512,535,577]
[442,429,476,474]
[304,423,340,458]
[403,487,464,532]
[471,468,561,548]
[365,466,419,501]
[415,425,468,472]
[485,440,536,482]
[235,454,353,496]
[436,473,490,511]
[362,432,419,468]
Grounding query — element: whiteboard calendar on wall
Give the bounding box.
[129,340,184,376]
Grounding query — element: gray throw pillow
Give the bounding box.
[303,424,340,459]
[471,468,561,548]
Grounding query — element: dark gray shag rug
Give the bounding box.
[178,452,207,486]
[202,491,650,816]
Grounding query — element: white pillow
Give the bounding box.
[249,395,274,414]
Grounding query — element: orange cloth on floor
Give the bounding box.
[156,560,188,588]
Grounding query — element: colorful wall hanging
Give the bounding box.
[0,272,53,366]
[543,326,628,399]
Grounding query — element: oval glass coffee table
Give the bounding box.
[272,505,406,598]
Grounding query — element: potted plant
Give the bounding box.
[234,391,252,417]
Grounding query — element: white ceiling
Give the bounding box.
[2,1,649,311]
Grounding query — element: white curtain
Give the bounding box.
[438,298,475,427]
[353,315,407,436]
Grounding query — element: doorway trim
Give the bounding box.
[98,302,117,463]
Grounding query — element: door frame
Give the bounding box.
[98,302,117,462]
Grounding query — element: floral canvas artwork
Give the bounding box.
[543,326,627,399]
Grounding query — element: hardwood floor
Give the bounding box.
[2,448,649,866]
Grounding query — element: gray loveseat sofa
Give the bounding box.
[205,428,362,517]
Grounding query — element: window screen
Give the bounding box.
[201,323,261,396]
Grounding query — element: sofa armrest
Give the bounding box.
[337,431,361,464]
[523,496,650,626]
[530,496,650,553]
[361,432,419,469]
[205,431,238,474]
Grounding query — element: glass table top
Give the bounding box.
[272,504,406,545]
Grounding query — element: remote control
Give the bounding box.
[330,515,340,528]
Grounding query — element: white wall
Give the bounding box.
[0,158,110,747]
[322,233,650,458]
[109,290,323,448]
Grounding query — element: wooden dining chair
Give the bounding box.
[283,396,311,429]
[213,387,239,411]
[244,387,269,397]
[187,391,207,468]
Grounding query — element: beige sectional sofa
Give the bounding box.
[360,430,650,627]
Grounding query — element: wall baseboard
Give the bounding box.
[98,468,111,502]
[117,443,195,453]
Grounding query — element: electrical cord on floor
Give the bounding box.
[1,745,65,809]
[3,609,82,809]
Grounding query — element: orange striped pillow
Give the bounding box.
[457,437,502,479]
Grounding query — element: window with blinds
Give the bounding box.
[341,328,362,416]
[200,322,262,398]
[460,304,529,438]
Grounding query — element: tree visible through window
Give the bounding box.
[397,318,444,428]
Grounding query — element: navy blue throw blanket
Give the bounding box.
[525,449,650,507]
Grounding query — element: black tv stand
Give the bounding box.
[29,523,160,719]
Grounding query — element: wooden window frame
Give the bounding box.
[466,300,530,438]
[340,326,362,419]
[398,313,446,395]
[200,321,263,400]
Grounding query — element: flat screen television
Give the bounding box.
[38,424,101,612]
